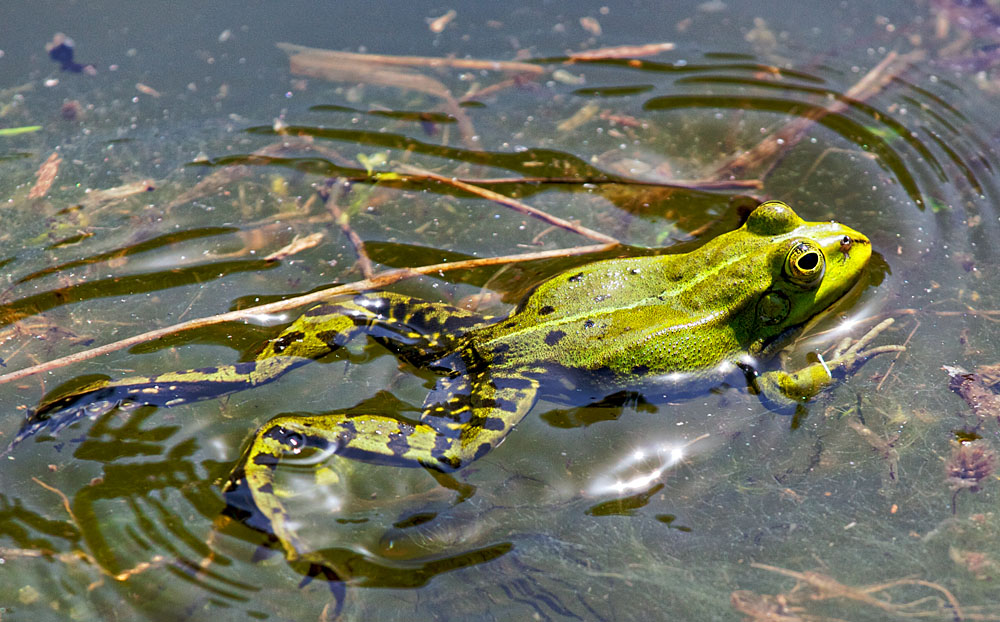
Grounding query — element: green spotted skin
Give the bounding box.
[11,201,875,560]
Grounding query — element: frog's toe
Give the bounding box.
[4,387,128,455]
[296,560,346,616]
[826,318,906,374]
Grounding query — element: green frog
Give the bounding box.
[7,200,902,561]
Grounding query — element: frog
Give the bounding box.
[5,200,903,562]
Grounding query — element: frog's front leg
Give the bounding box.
[6,292,492,453]
[752,318,905,409]
[223,366,541,560]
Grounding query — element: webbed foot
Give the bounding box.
[755,317,905,409]
[3,381,133,456]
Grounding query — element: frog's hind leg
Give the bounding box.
[335,291,496,366]
[223,365,541,560]
[7,292,492,454]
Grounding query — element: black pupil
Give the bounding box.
[842,235,851,246]
[798,252,819,271]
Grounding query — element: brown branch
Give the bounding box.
[368,172,761,192]
[276,42,545,75]
[397,165,620,244]
[278,43,480,150]
[0,244,616,386]
[322,183,374,278]
[712,50,925,180]
[567,42,676,61]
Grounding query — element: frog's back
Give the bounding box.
[469,251,762,381]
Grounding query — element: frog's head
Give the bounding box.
[745,200,871,331]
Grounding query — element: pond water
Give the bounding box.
[2,1,1000,620]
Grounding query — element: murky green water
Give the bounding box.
[2,1,1000,620]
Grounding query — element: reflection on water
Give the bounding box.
[3,1,1000,620]
[586,434,709,497]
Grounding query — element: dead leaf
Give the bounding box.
[580,17,602,36]
[265,232,324,261]
[28,152,61,199]
[428,10,456,33]
[945,364,1000,420]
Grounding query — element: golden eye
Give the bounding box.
[785,241,826,286]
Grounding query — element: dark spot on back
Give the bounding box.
[632,365,650,375]
[443,314,482,332]
[407,308,428,328]
[338,419,358,445]
[583,320,595,329]
[271,331,304,354]
[493,343,510,354]
[568,272,584,282]
[481,417,506,431]
[316,329,345,347]
[538,305,555,316]
[392,302,412,321]
[492,375,534,391]
[544,330,566,346]
[386,431,411,455]
[253,452,279,467]
[495,399,518,412]
[474,442,493,461]
[432,434,453,458]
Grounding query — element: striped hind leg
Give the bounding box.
[8,292,493,453]
[222,365,541,559]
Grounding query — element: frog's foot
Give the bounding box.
[3,382,129,456]
[755,318,905,409]
[4,358,310,456]
[297,561,345,614]
[823,317,906,376]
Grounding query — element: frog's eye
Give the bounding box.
[784,241,826,287]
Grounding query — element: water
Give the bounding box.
[2,1,1000,620]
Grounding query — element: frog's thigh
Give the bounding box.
[429,366,542,468]
[227,412,448,557]
[226,368,539,557]
[266,292,490,364]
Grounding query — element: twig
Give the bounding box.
[0,244,616,386]
[276,42,544,75]
[461,75,540,103]
[368,172,762,192]
[751,562,965,620]
[278,43,480,150]
[875,317,918,391]
[80,179,156,210]
[32,477,77,523]
[567,42,676,61]
[712,50,924,179]
[322,182,374,278]
[166,139,330,210]
[396,164,620,244]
